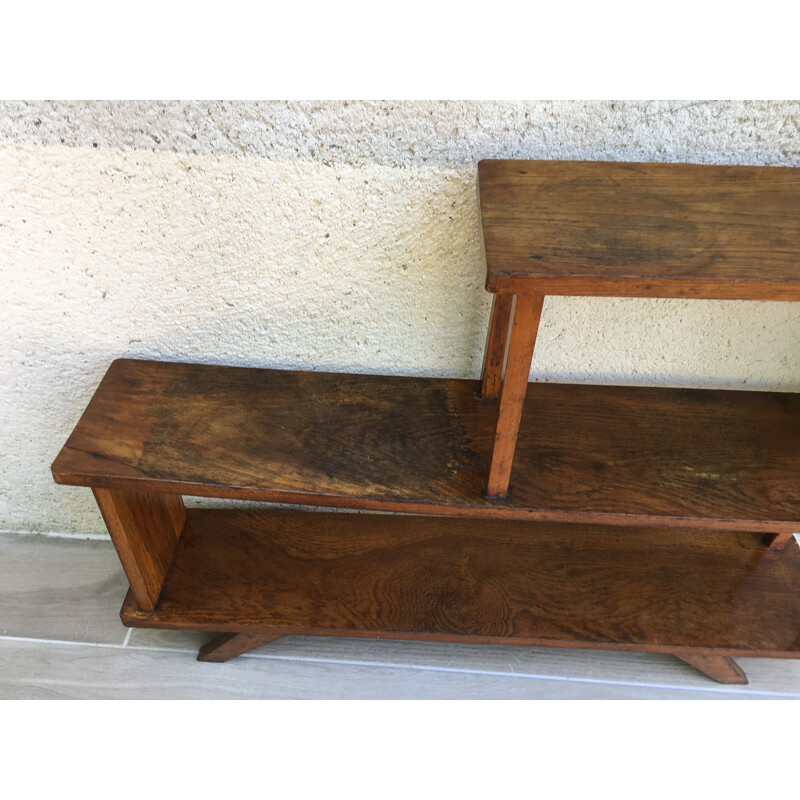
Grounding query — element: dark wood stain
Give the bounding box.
[51,159,800,682]
[197,632,284,662]
[480,293,513,400]
[478,160,800,298]
[121,508,800,657]
[52,359,800,533]
[150,366,475,497]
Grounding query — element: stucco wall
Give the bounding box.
[2,100,800,536]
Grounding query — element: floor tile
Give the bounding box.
[127,629,800,696]
[0,639,768,700]
[0,533,128,645]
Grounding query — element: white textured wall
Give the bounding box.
[2,100,800,536]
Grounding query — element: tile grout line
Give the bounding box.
[1,634,798,698]
[0,634,131,650]
[238,651,800,698]
[0,529,111,541]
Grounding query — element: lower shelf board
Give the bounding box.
[121,509,800,659]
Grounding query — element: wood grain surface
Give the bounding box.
[480,293,514,399]
[121,508,800,657]
[53,359,800,532]
[6,532,799,698]
[197,632,284,662]
[93,488,186,610]
[478,160,800,299]
[675,654,748,685]
[486,293,544,498]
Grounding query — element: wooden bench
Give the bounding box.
[477,160,800,498]
[51,159,800,684]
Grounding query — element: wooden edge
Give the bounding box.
[94,488,186,610]
[762,532,797,551]
[673,654,749,685]
[120,592,800,662]
[197,632,284,663]
[78,483,800,535]
[486,293,545,499]
[480,294,514,400]
[485,274,800,301]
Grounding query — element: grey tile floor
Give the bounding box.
[2,530,799,699]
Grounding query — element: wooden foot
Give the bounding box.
[486,293,545,499]
[762,532,796,551]
[674,654,748,684]
[480,294,514,400]
[197,632,284,663]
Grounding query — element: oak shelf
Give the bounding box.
[52,358,800,535]
[478,160,800,299]
[478,160,800,499]
[120,508,800,661]
[52,160,800,686]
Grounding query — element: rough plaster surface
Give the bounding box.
[2,100,800,536]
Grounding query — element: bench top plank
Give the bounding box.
[52,358,800,533]
[478,160,800,299]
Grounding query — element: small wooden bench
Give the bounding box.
[478,160,800,498]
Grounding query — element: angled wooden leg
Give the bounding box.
[674,654,748,685]
[197,632,284,663]
[486,293,545,499]
[480,293,515,400]
[93,488,186,611]
[762,532,796,551]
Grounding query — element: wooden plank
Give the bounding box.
[480,293,514,400]
[197,632,283,662]
[675,654,748,685]
[6,532,789,691]
[93,488,186,610]
[478,160,800,299]
[486,294,544,498]
[52,359,800,533]
[120,509,800,658]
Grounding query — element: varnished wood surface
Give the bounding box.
[6,532,800,698]
[486,294,544,498]
[53,359,800,532]
[478,160,800,299]
[121,509,800,657]
[93,488,186,610]
[674,654,748,685]
[197,632,283,662]
[480,293,513,399]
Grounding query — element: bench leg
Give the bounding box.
[674,654,748,684]
[486,294,545,499]
[197,632,284,663]
[762,532,796,551]
[93,488,186,611]
[480,294,514,400]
